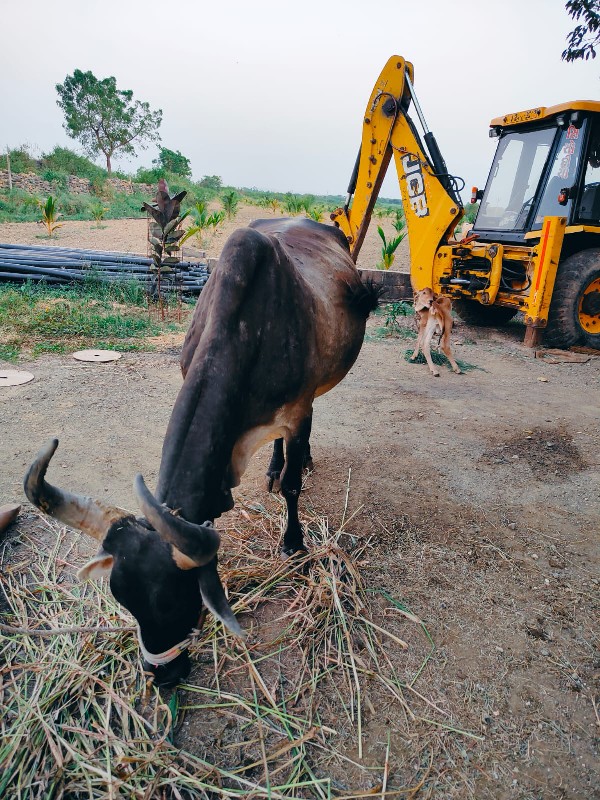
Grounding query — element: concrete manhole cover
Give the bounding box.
[72,350,121,363]
[0,369,35,387]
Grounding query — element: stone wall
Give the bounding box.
[0,170,154,197]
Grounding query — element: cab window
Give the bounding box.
[576,118,600,224]
[475,127,556,231]
[533,120,587,229]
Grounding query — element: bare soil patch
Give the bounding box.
[0,214,598,798]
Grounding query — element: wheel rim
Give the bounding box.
[578,276,600,335]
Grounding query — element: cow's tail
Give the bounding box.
[346,277,383,318]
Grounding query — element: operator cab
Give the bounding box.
[472,102,600,247]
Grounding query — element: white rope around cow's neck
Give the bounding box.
[136,623,202,667]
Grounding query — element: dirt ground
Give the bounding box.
[0,212,598,798]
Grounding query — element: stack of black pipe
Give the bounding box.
[0,243,210,295]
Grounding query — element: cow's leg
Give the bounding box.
[280,415,312,557]
[266,438,285,492]
[303,439,314,472]
[267,435,313,493]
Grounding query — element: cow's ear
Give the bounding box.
[77,549,114,581]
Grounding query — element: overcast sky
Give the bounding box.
[1,0,598,201]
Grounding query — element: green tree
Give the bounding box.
[56,70,162,174]
[562,0,600,61]
[199,175,222,190]
[153,147,191,178]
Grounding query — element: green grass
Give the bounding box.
[404,348,482,371]
[0,280,189,360]
[0,342,19,362]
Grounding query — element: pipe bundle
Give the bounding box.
[0,243,210,295]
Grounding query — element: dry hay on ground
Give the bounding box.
[1,499,483,799]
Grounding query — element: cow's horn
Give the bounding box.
[134,474,220,566]
[199,559,245,638]
[24,439,129,541]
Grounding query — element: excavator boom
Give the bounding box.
[331,55,463,289]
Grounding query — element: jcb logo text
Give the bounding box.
[402,154,429,218]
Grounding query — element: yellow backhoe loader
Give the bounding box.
[331,56,600,349]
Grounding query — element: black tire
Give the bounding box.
[544,248,600,349]
[452,299,518,327]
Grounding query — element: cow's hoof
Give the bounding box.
[282,546,310,574]
[281,544,308,559]
[432,371,440,377]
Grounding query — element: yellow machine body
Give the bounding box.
[332,56,600,348]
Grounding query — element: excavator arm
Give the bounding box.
[331,56,464,290]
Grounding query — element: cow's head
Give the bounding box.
[24,439,243,687]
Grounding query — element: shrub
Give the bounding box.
[135,166,163,185]
[89,175,112,198]
[58,193,92,218]
[107,191,147,218]
[464,202,479,224]
[41,170,68,191]
[41,147,106,182]
[385,301,412,333]
[0,145,38,174]
[0,190,42,222]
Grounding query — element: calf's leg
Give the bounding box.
[423,319,440,377]
[410,319,424,362]
[441,324,462,374]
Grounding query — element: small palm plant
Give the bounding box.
[221,190,239,220]
[207,210,226,231]
[306,206,324,222]
[377,225,405,270]
[283,194,303,215]
[90,202,109,227]
[39,196,63,237]
[180,202,210,247]
[392,209,406,235]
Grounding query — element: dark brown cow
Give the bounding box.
[24,217,378,686]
